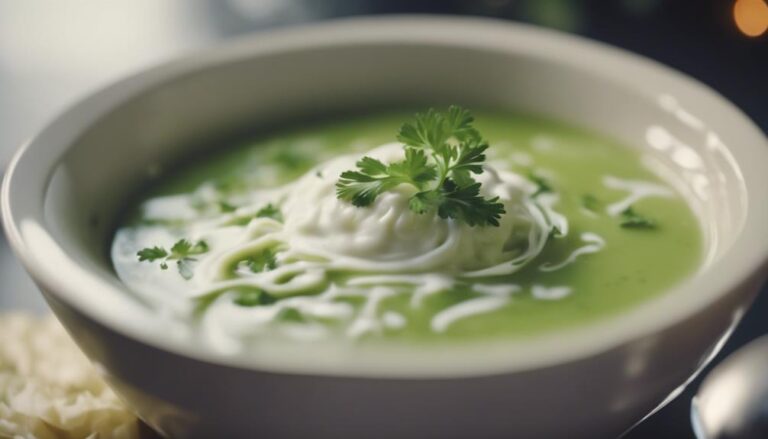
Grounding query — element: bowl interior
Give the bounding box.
[4,18,767,376]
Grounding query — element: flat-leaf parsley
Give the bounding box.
[336,106,505,226]
[137,239,209,279]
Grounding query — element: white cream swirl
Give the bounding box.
[279,143,532,273]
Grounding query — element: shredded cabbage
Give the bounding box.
[0,313,140,439]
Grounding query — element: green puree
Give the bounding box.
[116,110,702,343]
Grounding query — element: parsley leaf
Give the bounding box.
[242,248,278,273]
[387,148,437,184]
[396,108,450,151]
[193,288,276,314]
[337,106,505,227]
[227,203,284,226]
[277,307,305,322]
[255,203,283,222]
[336,151,437,207]
[169,239,208,258]
[137,246,168,262]
[233,289,277,307]
[449,140,488,185]
[337,168,399,207]
[620,206,657,229]
[218,201,237,213]
[438,181,501,227]
[581,194,600,212]
[137,239,209,279]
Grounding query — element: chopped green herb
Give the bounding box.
[255,203,283,222]
[226,204,283,227]
[233,289,277,307]
[277,307,305,323]
[527,172,553,197]
[271,148,312,170]
[581,194,601,212]
[409,180,506,227]
[193,288,276,314]
[336,106,505,227]
[241,249,278,273]
[548,225,564,240]
[218,201,237,213]
[137,239,209,279]
[229,216,253,226]
[620,206,657,229]
[137,246,168,262]
[137,218,188,227]
[170,239,209,259]
[193,291,220,315]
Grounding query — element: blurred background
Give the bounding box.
[0,1,765,437]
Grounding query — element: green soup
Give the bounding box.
[111,110,701,349]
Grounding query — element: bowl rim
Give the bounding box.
[3,15,768,378]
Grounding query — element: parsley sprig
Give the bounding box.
[137,239,209,279]
[336,106,505,227]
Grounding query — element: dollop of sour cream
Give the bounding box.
[281,143,532,272]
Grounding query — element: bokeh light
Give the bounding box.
[733,0,768,37]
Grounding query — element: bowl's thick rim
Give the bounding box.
[3,15,768,378]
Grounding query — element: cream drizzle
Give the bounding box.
[431,295,511,333]
[347,287,398,338]
[603,175,674,216]
[531,285,572,301]
[539,233,605,272]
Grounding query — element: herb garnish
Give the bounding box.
[255,203,283,222]
[218,201,238,213]
[233,289,277,307]
[548,225,564,240]
[527,171,553,197]
[193,288,276,314]
[581,194,600,212]
[137,239,209,279]
[335,106,505,227]
[620,206,656,229]
[277,307,305,322]
[227,203,284,226]
[241,248,278,273]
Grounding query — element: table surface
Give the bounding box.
[0,2,765,438]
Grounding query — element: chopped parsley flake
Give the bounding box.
[620,206,657,229]
[137,246,168,262]
[233,289,277,307]
[277,307,305,322]
[218,201,237,213]
[255,203,283,222]
[581,194,601,212]
[241,249,278,273]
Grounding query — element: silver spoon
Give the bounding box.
[692,335,768,439]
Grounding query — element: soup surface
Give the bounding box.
[112,109,701,352]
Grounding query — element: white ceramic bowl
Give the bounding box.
[3,17,768,439]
